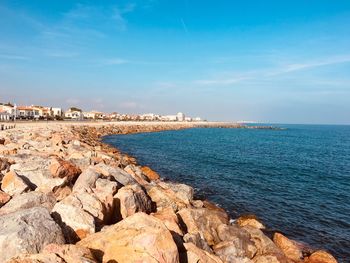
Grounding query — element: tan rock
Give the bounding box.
[1,170,30,196]
[7,253,65,263]
[78,212,179,263]
[0,157,11,172]
[93,162,136,185]
[153,206,183,236]
[42,244,98,263]
[177,207,229,246]
[141,166,160,181]
[114,184,154,219]
[146,181,193,212]
[93,178,119,223]
[305,250,337,263]
[72,167,100,193]
[253,255,281,263]
[243,226,289,263]
[215,224,257,259]
[124,164,150,185]
[237,215,265,230]
[0,190,11,207]
[213,240,253,263]
[51,194,96,243]
[273,233,302,262]
[49,157,81,181]
[183,242,224,263]
[53,185,72,201]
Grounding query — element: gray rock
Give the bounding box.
[10,156,66,193]
[0,191,56,215]
[93,163,136,186]
[0,207,65,262]
[73,167,100,193]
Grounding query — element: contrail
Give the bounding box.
[180,17,189,35]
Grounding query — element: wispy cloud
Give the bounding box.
[269,55,350,76]
[180,18,189,35]
[194,77,248,86]
[112,3,137,31]
[99,58,130,66]
[0,54,30,60]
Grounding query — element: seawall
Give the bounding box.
[0,121,337,263]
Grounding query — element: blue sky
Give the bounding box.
[1,0,350,124]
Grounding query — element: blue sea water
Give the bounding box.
[103,124,350,262]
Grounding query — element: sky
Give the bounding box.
[1,0,350,124]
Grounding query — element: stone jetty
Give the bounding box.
[0,121,337,263]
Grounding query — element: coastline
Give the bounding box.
[0,122,337,263]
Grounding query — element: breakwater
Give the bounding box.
[0,122,337,263]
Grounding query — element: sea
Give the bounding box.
[103,124,350,262]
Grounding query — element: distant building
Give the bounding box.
[83,111,104,120]
[193,117,202,121]
[65,108,83,120]
[185,117,192,122]
[160,115,177,121]
[0,110,11,121]
[17,106,35,119]
[52,108,63,117]
[177,112,185,121]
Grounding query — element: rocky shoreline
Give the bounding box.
[0,122,337,263]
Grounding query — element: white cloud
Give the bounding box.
[0,54,30,60]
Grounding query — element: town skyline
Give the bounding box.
[1,1,350,124]
[0,100,201,122]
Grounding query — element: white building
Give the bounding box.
[52,108,63,117]
[160,115,177,121]
[185,117,192,122]
[83,111,104,120]
[65,109,83,120]
[177,112,185,121]
[0,111,11,121]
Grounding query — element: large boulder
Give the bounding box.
[237,215,265,230]
[72,167,100,193]
[305,250,337,263]
[1,170,30,196]
[242,226,289,263]
[273,233,303,262]
[124,164,150,185]
[146,181,194,212]
[49,157,81,182]
[78,212,179,263]
[93,163,136,185]
[9,157,67,193]
[0,207,65,262]
[51,193,97,243]
[0,191,56,215]
[42,244,98,263]
[214,224,257,260]
[182,242,224,263]
[177,207,229,246]
[153,207,183,236]
[114,184,154,219]
[93,178,119,224]
[141,166,160,181]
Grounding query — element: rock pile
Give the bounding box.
[0,123,338,263]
